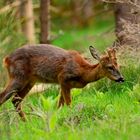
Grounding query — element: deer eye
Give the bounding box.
[108,66,114,70]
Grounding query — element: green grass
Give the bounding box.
[0,82,140,140]
[52,17,115,51]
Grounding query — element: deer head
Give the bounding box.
[89,46,124,83]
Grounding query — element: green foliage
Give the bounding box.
[131,84,140,101]
[52,20,115,51]
[0,11,27,86]
[0,11,27,53]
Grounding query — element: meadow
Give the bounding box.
[0,12,140,140]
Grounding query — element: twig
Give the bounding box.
[0,0,26,14]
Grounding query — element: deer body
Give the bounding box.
[0,44,124,121]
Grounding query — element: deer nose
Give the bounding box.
[119,77,124,82]
[115,77,124,83]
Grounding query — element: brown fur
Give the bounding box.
[0,44,124,121]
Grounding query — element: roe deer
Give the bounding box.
[0,44,124,121]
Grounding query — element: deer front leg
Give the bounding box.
[58,85,71,107]
[58,95,64,107]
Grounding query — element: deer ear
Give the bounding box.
[107,48,116,59]
[89,46,100,61]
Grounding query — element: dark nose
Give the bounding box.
[115,77,124,83]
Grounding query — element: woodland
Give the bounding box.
[0,0,140,140]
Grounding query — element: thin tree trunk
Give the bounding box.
[114,1,140,47]
[71,0,94,27]
[19,0,35,43]
[40,0,50,44]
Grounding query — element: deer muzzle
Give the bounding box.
[115,77,124,83]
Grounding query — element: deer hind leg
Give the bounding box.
[0,79,25,105]
[12,82,34,121]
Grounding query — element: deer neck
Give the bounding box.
[85,64,104,83]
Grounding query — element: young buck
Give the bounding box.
[0,44,124,121]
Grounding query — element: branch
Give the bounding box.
[102,0,140,8]
[0,0,26,14]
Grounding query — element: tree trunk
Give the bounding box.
[114,1,140,47]
[19,0,35,43]
[40,0,50,44]
[71,0,94,27]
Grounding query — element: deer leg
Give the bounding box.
[58,95,65,107]
[12,83,34,121]
[60,86,71,106]
[0,79,24,105]
[58,74,72,107]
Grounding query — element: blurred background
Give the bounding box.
[0,0,118,86]
[1,0,140,86]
